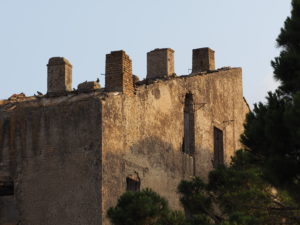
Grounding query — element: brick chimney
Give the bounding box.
[147,48,174,79]
[47,57,72,95]
[192,48,215,73]
[105,50,134,95]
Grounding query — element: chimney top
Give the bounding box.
[47,57,73,95]
[48,57,72,67]
[105,50,134,95]
[147,48,175,79]
[192,48,215,73]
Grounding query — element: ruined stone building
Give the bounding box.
[0,48,249,225]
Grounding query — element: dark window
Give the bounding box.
[0,177,14,196]
[213,127,224,168]
[182,93,195,155]
[126,177,140,192]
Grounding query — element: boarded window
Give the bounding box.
[182,93,195,155]
[126,177,140,192]
[213,127,224,168]
[0,177,14,196]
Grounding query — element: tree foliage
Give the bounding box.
[178,152,300,225]
[241,91,300,200]
[272,0,300,94]
[107,189,186,225]
[242,0,300,202]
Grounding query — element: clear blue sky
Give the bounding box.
[0,0,291,107]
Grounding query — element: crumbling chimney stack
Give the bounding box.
[47,57,72,95]
[147,48,174,79]
[105,50,134,95]
[192,48,215,73]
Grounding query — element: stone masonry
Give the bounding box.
[0,47,249,225]
[47,57,73,95]
[147,48,174,79]
[192,48,215,73]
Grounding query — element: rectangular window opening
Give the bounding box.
[0,178,14,196]
[182,93,195,155]
[126,177,140,192]
[213,127,224,168]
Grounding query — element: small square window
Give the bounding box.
[126,177,140,192]
[0,177,14,196]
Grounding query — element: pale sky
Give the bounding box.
[0,0,291,107]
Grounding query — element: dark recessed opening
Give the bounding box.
[126,177,140,192]
[213,127,224,168]
[182,93,195,155]
[0,178,14,196]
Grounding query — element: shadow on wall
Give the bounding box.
[102,136,196,219]
[130,136,179,173]
[127,136,213,180]
[104,135,195,187]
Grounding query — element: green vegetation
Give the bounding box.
[242,0,300,202]
[272,0,300,94]
[107,189,186,225]
[178,154,300,224]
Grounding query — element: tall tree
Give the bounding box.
[242,0,300,201]
[272,0,300,94]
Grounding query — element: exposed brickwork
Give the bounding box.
[192,48,215,73]
[47,57,72,94]
[105,51,133,95]
[147,48,174,79]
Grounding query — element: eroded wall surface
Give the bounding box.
[0,67,249,225]
[101,68,249,225]
[0,96,102,225]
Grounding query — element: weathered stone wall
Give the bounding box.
[101,68,248,225]
[0,64,248,225]
[0,96,102,225]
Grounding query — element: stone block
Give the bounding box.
[147,48,174,79]
[192,48,215,73]
[47,57,72,94]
